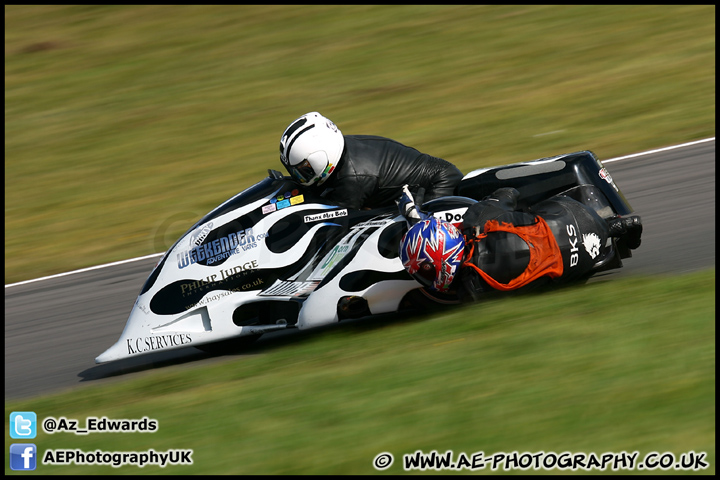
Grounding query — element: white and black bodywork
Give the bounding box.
[96,151,636,363]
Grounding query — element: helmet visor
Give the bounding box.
[289,159,316,184]
[414,262,437,288]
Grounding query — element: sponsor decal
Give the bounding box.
[259,280,320,297]
[566,223,579,267]
[179,260,260,297]
[318,244,351,277]
[582,233,601,259]
[599,167,612,183]
[599,167,619,191]
[189,222,213,246]
[262,203,276,214]
[177,228,268,269]
[263,190,304,214]
[150,261,263,315]
[184,278,265,311]
[136,302,151,315]
[304,209,348,223]
[433,208,468,228]
[126,334,192,355]
[350,218,393,229]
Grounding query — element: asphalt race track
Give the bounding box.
[5,139,715,401]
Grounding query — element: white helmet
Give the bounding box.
[279,112,344,186]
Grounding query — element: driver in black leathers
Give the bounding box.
[279,112,463,210]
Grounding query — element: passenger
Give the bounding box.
[397,185,642,301]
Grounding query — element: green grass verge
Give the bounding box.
[4,5,716,283]
[5,270,715,474]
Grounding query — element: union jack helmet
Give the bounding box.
[399,217,465,292]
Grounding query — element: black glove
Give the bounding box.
[606,215,643,249]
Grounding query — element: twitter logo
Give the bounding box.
[10,412,37,439]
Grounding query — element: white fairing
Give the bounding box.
[297,215,418,330]
[96,185,369,363]
[95,179,442,364]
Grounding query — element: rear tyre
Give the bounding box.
[399,288,461,312]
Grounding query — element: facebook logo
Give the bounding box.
[10,411,37,439]
[10,444,37,471]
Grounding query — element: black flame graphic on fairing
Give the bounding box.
[143,171,420,317]
[149,208,347,316]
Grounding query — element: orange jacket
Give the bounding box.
[462,217,564,291]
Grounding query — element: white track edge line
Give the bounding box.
[602,137,714,163]
[5,136,715,289]
[5,253,166,288]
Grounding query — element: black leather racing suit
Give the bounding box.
[457,187,624,301]
[314,135,463,210]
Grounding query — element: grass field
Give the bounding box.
[4,5,715,284]
[4,270,715,474]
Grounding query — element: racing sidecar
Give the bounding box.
[95,150,635,363]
